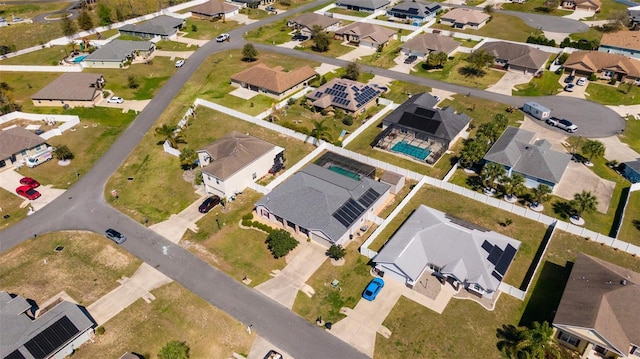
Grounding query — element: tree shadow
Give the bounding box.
[458,66,485,78]
[465,174,484,191]
[519,260,573,327]
[634,219,640,231]
[552,200,573,219]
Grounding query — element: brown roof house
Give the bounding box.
[477,41,551,74]
[230,63,317,99]
[440,8,490,30]
[31,73,104,108]
[306,78,383,114]
[401,33,460,58]
[197,131,284,198]
[335,22,396,48]
[561,0,601,11]
[553,253,640,358]
[0,127,51,169]
[564,50,640,83]
[599,31,640,59]
[189,0,239,20]
[287,13,342,37]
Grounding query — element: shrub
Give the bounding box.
[342,115,353,126]
[326,244,346,260]
[266,229,298,258]
[279,0,291,6]
[95,326,105,335]
[158,340,189,359]
[609,78,617,85]
[54,145,74,161]
[589,73,597,81]
[287,97,297,106]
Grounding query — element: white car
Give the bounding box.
[107,96,124,104]
[216,33,230,42]
[175,59,185,68]
[576,77,586,86]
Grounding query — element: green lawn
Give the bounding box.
[327,7,369,17]
[79,29,119,41]
[297,36,354,58]
[359,40,404,69]
[432,14,537,42]
[439,94,525,135]
[513,71,562,96]
[569,27,603,43]
[239,7,271,20]
[620,116,640,154]
[589,0,629,19]
[584,82,640,106]
[501,0,573,16]
[413,54,506,89]
[618,191,640,245]
[155,40,194,51]
[1,45,67,65]
[381,80,432,103]
[458,38,480,48]
[0,188,29,231]
[0,72,63,112]
[0,22,65,51]
[245,19,293,44]
[183,18,241,40]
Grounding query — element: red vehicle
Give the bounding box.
[19,177,40,188]
[16,185,41,200]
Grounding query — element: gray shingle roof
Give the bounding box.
[373,205,521,292]
[84,39,154,62]
[388,1,441,17]
[477,41,551,71]
[289,13,341,30]
[625,160,640,173]
[119,15,183,36]
[336,0,391,9]
[402,33,459,55]
[0,127,45,159]
[483,126,571,184]
[31,73,102,101]
[256,163,390,242]
[189,0,239,16]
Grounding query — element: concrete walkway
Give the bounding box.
[485,71,530,96]
[151,50,196,61]
[174,35,209,47]
[150,187,207,243]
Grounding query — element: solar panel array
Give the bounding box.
[333,198,365,227]
[486,243,517,281]
[358,188,380,208]
[445,214,489,232]
[24,316,80,359]
[354,86,380,108]
[5,350,26,359]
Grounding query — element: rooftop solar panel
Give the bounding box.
[5,350,26,359]
[495,244,517,275]
[481,240,493,253]
[492,270,503,281]
[358,188,380,208]
[444,214,490,232]
[332,198,365,227]
[24,315,80,359]
[487,246,503,265]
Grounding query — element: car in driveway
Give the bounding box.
[292,33,309,41]
[105,228,127,244]
[576,77,586,86]
[404,55,417,64]
[216,33,230,42]
[362,277,384,301]
[20,177,40,188]
[175,59,185,68]
[264,350,283,359]
[107,96,124,104]
[265,5,277,12]
[564,83,575,92]
[198,195,221,213]
[16,186,41,200]
[546,117,578,133]
[564,75,575,84]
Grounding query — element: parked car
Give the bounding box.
[216,33,230,42]
[263,350,283,359]
[576,77,586,86]
[265,5,277,12]
[564,83,575,92]
[292,33,309,41]
[564,75,575,84]
[432,94,441,102]
[362,277,384,301]
[546,117,578,133]
[12,17,24,22]
[105,228,127,244]
[198,195,221,213]
[175,59,185,68]
[404,55,417,64]
[16,186,41,200]
[19,177,40,188]
[107,96,124,104]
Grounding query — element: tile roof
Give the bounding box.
[388,1,441,17]
[335,0,391,9]
[231,63,317,94]
[336,22,396,43]
[440,8,490,25]
[564,50,640,78]
[402,33,460,55]
[553,253,640,357]
[478,41,551,71]
[84,39,154,62]
[256,163,390,242]
[289,13,340,30]
[199,131,280,180]
[31,73,102,101]
[119,15,183,36]
[0,127,46,159]
[600,31,640,51]
[306,78,383,112]
[483,126,571,184]
[189,0,239,16]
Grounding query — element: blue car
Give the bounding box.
[362,278,384,301]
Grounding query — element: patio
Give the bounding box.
[375,129,446,165]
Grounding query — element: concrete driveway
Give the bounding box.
[97,98,151,113]
[338,46,376,61]
[599,135,640,163]
[557,74,587,99]
[149,188,208,243]
[389,54,418,74]
[554,161,615,213]
[255,240,328,308]
[248,336,293,359]
[314,63,340,76]
[519,117,570,151]
[0,167,65,211]
[562,9,596,20]
[486,71,531,95]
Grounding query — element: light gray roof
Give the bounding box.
[289,13,341,30]
[1,292,94,359]
[0,127,45,159]
[388,1,441,17]
[119,15,183,36]
[336,0,391,9]
[373,205,521,292]
[256,163,390,242]
[478,41,551,71]
[483,126,571,184]
[84,39,154,62]
[31,73,102,101]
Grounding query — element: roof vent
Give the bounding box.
[621,279,627,286]
[524,146,530,150]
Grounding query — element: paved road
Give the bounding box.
[31,1,81,23]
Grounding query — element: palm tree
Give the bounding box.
[309,119,332,145]
[459,138,487,168]
[481,162,506,191]
[179,148,198,170]
[531,184,552,208]
[496,324,529,359]
[570,191,598,220]
[582,139,605,164]
[522,321,560,359]
[155,124,182,148]
[501,174,525,201]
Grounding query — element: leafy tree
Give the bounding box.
[484,4,494,14]
[309,119,332,144]
[97,3,113,26]
[555,53,570,65]
[460,50,494,77]
[496,324,529,359]
[570,191,598,219]
[158,340,190,359]
[326,244,346,260]
[606,9,631,30]
[179,148,198,170]
[242,43,258,62]
[311,25,330,52]
[54,145,74,161]
[77,9,94,31]
[266,229,298,258]
[459,138,487,168]
[342,115,353,126]
[481,162,506,190]
[531,184,552,207]
[127,75,139,89]
[425,51,448,69]
[501,173,525,199]
[582,139,605,163]
[155,124,183,148]
[343,61,360,81]
[61,16,77,37]
[523,321,560,359]
[0,82,21,115]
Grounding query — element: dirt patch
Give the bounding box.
[93,245,134,270]
[181,240,220,265]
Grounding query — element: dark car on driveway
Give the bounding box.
[292,33,309,41]
[404,55,418,64]
[105,228,127,244]
[564,75,575,84]
[199,195,221,213]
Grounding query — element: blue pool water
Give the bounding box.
[391,141,431,161]
[73,55,88,63]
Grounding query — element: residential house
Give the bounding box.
[0,127,50,169]
[439,8,490,30]
[401,32,460,58]
[334,0,391,12]
[477,41,551,74]
[189,0,240,20]
[306,78,383,114]
[373,205,521,298]
[230,63,317,99]
[553,253,640,358]
[233,0,274,9]
[377,92,470,164]
[599,31,640,59]
[386,1,441,24]
[0,292,95,359]
[255,162,391,245]
[483,126,571,191]
[82,39,155,68]
[563,51,640,83]
[335,22,396,48]
[197,131,284,198]
[118,15,184,39]
[31,73,104,108]
[561,0,601,11]
[621,160,640,183]
[287,13,342,37]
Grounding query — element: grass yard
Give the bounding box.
[439,94,524,134]
[359,39,404,69]
[377,179,419,219]
[327,7,370,17]
[245,19,293,44]
[0,45,67,65]
[0,188,29,230]
[155,40,194,51]
[381,80,432,103]
[432,14,537,42]
[79,29,119,41]
[513,70,562,96]
[621,116,640,154]
[413,53,506,89]
[73,282,253,359]
[618,191,640,245]
[0,231,141,306]
[0,22,65,51]
[569,27,603,43]
[0,2,69,18]
[589,0,629,19]
[239,7,271,20]
[458,38,480,48]
[584,82,640,106]
[0,72,63,112]
[297,36,354,58]
[501,0,572,16]
[184,18,241,40]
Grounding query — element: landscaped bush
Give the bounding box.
[526,35,556,47]
[589,73,597,81]
[266,229,298,258]
[326,244,346,260]
[342,115,353,126]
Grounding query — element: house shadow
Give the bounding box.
[519,260,573,327]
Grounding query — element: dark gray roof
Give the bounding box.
[483,126,571,184]
[553,253,640,357]
[84,39,154,62]
[1,292,94,359]
[388,1,441,17]
[119,15,183,36]
[402,33,459,55]
[374,205,521,292]
[382,92,470,142]
[624,160,640,173]
[31,73,102,101]
[256,164,390,242]
[478,41,551,71]
[336,0,391,9]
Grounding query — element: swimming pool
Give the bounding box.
[73,55,88,63]
[328,165,361,180]
[391,141,431,161]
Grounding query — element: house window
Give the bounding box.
[558,332,581,347]
[603,70,614,78]
[429,264,441,273]
[215,178,220,184]
[631,346,640,356]
[252,172,257,180]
